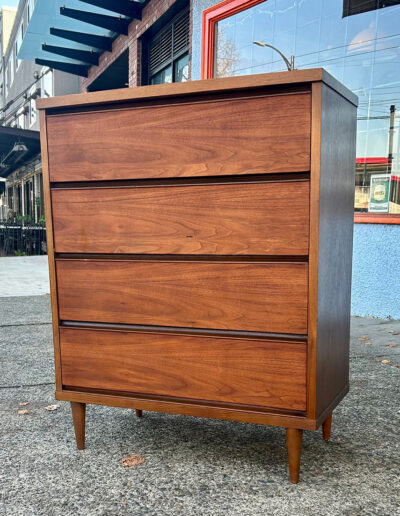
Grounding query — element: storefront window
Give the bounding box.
[204,0,400,216]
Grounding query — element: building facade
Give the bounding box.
[0,0,80,223]
[0,5,17,109]
[17,0,400,317]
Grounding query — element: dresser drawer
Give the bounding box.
[60,327,307,411]
[47,93,311,182]
[56,260,308,334]
[52,181,309,255]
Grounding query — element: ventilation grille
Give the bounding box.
[149,10,189,74]
[150,27,173,73]
[173,11,190,55]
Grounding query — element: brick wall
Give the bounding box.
[80,0,191,92]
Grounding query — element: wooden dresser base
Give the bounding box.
[65,394,335,483]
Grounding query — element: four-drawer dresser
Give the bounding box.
[37,68,357,483]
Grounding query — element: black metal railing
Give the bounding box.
[0,220,47,256]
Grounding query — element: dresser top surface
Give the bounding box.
[37,68,358,112]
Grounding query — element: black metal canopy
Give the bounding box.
[35,58,89,77]
[49,27,113,51]
[79,0,142,19]
[0,127,41,178]
[19,0,145,78]
[60,6,131,35]
[42,43,100,66]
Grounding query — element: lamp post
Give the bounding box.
[253,41,295,71]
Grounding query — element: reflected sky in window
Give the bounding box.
[214,0,400,164]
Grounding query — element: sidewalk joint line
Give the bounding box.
[0,382,54,389]
[0,322,52,328]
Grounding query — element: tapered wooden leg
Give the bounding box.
[135,409,143,418]
[70,402,86,450]
[322,413,332,441]
[286,428,303,483]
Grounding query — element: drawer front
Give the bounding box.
[60,328,307,411]
[47,93,311,182]
[52,181,310,255]
[56,260,308,334]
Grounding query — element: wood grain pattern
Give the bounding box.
[57,389,316,429]
[307,82,322,418]
[36,68,357,110]
[286,428,303,483]
[39,111,62,390]
[47,93,311,182]
[313,84,356,418]
[322,413,332,440]
[51,181,310,255]
[39,72,358,477]
[60,328,307,410]
[70,402,86,450]
[56,260,308,334]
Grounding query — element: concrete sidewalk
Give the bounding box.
[1,295,399,515]
[0,256,49,297]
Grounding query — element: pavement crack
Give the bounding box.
[0,382,54,389]
[0,322,52,328]
[351,354,399,359]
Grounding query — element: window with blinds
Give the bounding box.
[343,0,400,17]
[147,9,189,85]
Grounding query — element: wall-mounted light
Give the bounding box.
[12,142,28,153]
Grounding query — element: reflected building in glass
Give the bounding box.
[203,0,400,214]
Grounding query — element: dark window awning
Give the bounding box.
[0,126,41,178]
[18,0,146,77]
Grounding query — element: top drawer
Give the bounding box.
[46,92,311,182]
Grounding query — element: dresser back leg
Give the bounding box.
[322,413,333,441]
[70,402,86,450]
[286,428,303,483]
[135,409,143,418]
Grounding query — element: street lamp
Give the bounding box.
[253,41,295,71]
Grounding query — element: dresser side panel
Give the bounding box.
[315,84,357,418]
[39,111,62,390]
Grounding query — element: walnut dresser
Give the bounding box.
[37,69,357,483]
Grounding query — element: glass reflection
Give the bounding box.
[174,53,189,82]
[151,65,173,85]
[214,0,400,213]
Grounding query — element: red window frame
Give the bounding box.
[201,1,400,224]
[201,0,265,80]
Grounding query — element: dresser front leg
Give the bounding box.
[322,413,333,441]
[135,409,143,418]
[286,428,303,483]
[70,402,86,450]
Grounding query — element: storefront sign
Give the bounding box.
[368,174,391,213]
